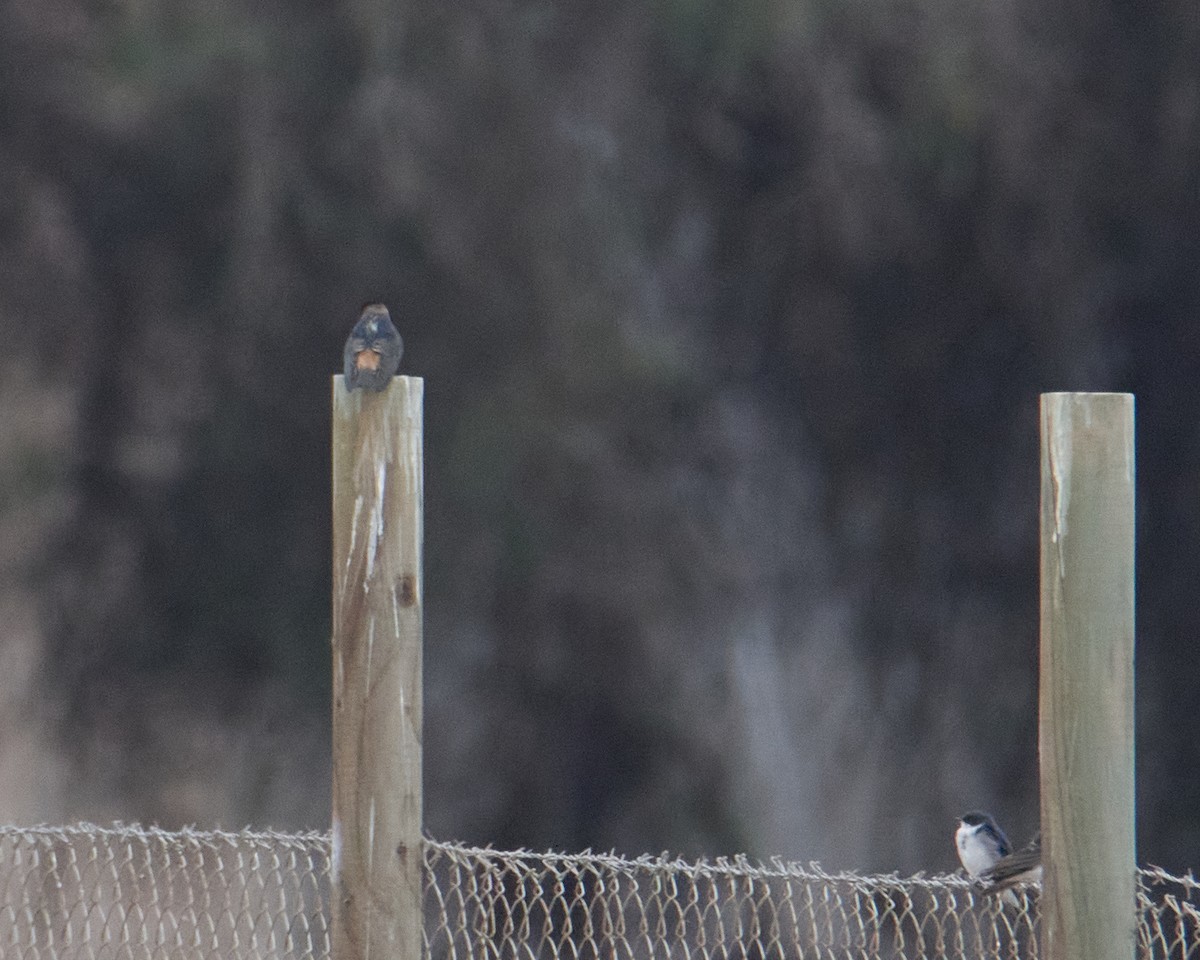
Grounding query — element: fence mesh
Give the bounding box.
[0,823,1197,959]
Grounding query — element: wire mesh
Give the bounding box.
[422,844,1040,960]
[1,824,1198,959]
[0,824,331,960]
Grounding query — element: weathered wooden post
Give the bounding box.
[331,375,424,960]
[1039,392,1136,960]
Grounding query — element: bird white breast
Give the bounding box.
[956,825,997,877]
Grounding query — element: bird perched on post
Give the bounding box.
[343,303,403,391]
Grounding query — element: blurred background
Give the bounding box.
[1,0,1198,877]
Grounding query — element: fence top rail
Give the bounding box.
[424,836,977,890]
[0,823,974,887]
[0,821,330,848]
[0,823,1193,895]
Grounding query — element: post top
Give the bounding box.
[1039,391,1133,399]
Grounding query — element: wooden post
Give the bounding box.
[331,375,424,960]
[1039,392,1136,960]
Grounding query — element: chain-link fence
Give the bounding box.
[0,824,330,960]
[1,823,1197,959]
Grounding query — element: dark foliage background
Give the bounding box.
[1,0,1198,874]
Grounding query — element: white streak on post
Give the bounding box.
[368,796,376,873]
[365,510,378,581]
[1048,418,1071,579]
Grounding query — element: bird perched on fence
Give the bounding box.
[956,812,1012,879]
[980,831,1043,893]
[343,303,403,391]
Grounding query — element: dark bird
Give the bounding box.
[980,831,1042,892]
[343,303,403,391]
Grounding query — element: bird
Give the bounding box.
[956,812,1012,879]
[343,303,403,391]
[980,831,1043,892]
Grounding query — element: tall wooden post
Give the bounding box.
[331,375,424,960]
[1039,392,1136,960]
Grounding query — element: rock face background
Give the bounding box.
[1,0,1198,874]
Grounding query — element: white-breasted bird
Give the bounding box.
[956,811,1012,879]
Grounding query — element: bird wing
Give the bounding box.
[980,845,1041,887]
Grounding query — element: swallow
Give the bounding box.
[980,831,1043,892]
[343,303,403,391]
[956,811,1029,908]
[956,812,1012,879]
